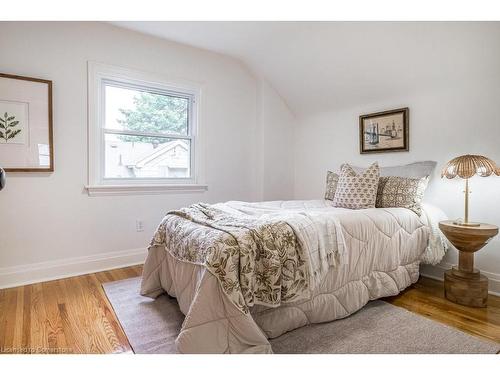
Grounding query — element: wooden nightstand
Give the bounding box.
[439,220,499,307]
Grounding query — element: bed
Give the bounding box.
[140,198,448,353]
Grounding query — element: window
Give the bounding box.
[87,62,206,196]
[103,83,192,180]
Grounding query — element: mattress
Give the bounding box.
[140,200,447,353]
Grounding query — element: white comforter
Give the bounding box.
[141,200,448,353]
[216,199,446,274]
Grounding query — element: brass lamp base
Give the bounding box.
[455,178,481,227]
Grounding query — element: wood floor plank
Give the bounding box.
[41,280,68,352]
[21,284,31,350]
[60,275,95,353]
[57,301,83,354]
[72,275,111,353]
[1,265,499,353]
[0,287,18,349]
[87,273,132,353]
[93,271,114,284]
[0,288,7,349]
[12,287,24,348]
[79,274,124,353]
[30,282,48,351]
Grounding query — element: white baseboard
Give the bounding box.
[0,248,147,290]
[420,262,500,297]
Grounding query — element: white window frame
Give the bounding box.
[86,62,207,196]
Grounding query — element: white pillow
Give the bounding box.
[332,162,380,209]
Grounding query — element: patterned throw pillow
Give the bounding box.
[376,176,429,215]
[324,171,339,200]
[332,162,380,209]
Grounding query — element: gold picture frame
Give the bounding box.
[359,107,409,154]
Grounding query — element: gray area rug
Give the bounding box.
[103,277,500,354]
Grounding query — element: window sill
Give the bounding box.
[85,184,208,197]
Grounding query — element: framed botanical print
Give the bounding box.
[359,107,409,154]
[0,73,53,172]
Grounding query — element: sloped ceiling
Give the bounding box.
[112,21,500,118]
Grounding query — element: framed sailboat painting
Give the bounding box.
[359,107,409,154]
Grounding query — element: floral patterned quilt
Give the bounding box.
[150,203,311,314]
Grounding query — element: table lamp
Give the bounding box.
[441,154,498,226]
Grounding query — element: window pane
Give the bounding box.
[104,133,191,179]
[104,84,189,135]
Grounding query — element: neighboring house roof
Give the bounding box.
[105,138,190,179]
[132,140,188,169]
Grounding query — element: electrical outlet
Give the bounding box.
[136,219,144,232]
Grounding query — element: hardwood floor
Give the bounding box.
[0,267,499,354]
[0,265,142,354]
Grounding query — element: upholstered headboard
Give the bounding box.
[351,161,437,178]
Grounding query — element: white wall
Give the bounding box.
[0,22,295,287]
[294,78,500,291]
[258,80,296,201]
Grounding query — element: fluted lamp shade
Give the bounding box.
[441,154,498,226]
[442,155,497,179]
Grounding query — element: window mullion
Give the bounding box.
[103,128,192,140]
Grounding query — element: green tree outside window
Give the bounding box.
[118,92,188,144]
